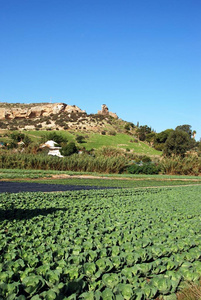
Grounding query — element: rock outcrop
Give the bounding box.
[0,102,121,132]
[97,104,118,119]
[0,103,84,120]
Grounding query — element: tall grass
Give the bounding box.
[1,150,200,175]
[160,156,201,176]
[0,153,128,174]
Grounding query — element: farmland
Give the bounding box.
[1,169,201,189]
[1,185,201,299]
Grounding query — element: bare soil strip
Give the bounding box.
[50,174,201,181]
[1,173,200,182]
[0,181,116,194]
[0,181,201,194]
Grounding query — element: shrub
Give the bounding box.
[0,121,8,129]
[154,144,164,151]
[163,130,193,157]
[141,156,152,163]
[124,124,130,131]
[43,132,68,145]
[96,146,124,158]
[6,141,18,149]
[139,132,146,141]
[76,135,85,143]
[10,127,18,131]
[23,136,32,147]
[36,124,42,129]
[10,132,25,142]
[127,163,160,175]
[108,130,116,136]
[61,142,78,156]
[134,139,138,143]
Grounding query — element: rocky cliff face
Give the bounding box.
[97,104,118,119]
[0,103,118,120]
[0,102,120,132]
[0,103,84,120]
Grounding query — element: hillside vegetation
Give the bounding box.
[23,130,161,156]
[0,103,201,175]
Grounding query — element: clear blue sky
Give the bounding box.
[1,0,200,140]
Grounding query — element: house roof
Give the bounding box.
[41,140,61,149]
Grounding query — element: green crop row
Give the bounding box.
[1,168,201,180]
[1,186,201,299]
[1,169,201,189]
[17,177,201,189]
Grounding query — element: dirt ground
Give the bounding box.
[0,181,116,193]
[51,174,201,181]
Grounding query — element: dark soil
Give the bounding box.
[0,181,116,193]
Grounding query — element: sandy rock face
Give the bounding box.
[98,104,109,115]
[98,104,118,119]
[109,111,118,119]
[64,105,84,113]
[0,108,6,119]
[4,108,28,119]
[0,103,84,120]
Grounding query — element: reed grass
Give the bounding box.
[0,153,128,173]
[160,156,201,176]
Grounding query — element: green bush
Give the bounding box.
[96,146,125,158]
[43,132,68,145]
[127,163,160,175]
[10,132,25,142]
[76,135,85,143]
[141,156,152,163]
[124,124,130,131]
[108,130,116,136]
[61,142,78,156]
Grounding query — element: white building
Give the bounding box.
[40,140,63,157]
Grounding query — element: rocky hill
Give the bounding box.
[0,103,84,120]
[0,102,120,132]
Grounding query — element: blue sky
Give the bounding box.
[1,0,200,140]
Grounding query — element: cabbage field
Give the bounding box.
[1,186,201,299]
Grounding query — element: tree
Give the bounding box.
[10,132,32,148]
[154,129,174,150]
[192,130,197,139]
[198,141,201,156]
[136,125,152,141]
[124,123,130,131]
[175,124,192,137]
[124,122,134,131]
[10,132,25,142]
[155,129,174,144]
[163,130,192,157]
[146,132,156,145]
[61,142,77,156]
[43,132,68,145]
[76,135,85,143]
